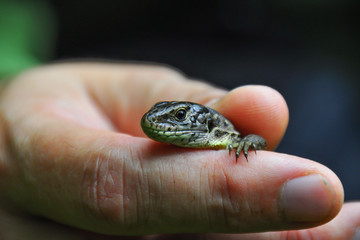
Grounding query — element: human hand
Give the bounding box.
[0,63,358,239]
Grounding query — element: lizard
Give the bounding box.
[141,101,267,162]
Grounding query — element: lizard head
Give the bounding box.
[140,101,212,147]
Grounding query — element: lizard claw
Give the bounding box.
[235,134,267,162]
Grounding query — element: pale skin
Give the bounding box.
[0,63,359,239]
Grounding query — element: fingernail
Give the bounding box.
[280,174,336,222]
[351,228,360,240]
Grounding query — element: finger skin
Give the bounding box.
[212,85,289,150]
[0,63,342,235]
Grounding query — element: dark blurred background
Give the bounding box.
[1,0,359,200]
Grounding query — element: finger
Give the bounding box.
[44,62,227,136]
[135,150,343,234]
[210,85,288,150]
[8,63,287,149]
[2,116,342,236]
[39,63,287,146]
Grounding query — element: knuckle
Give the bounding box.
[201,162,265,231]
[201,164,241,229]
[80,150,139,225]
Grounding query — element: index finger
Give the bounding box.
[71,63,288,148]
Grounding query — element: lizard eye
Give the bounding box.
[175,109,187,120]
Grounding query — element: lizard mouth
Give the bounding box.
[141,124,206,144]
[142,125,203,136]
